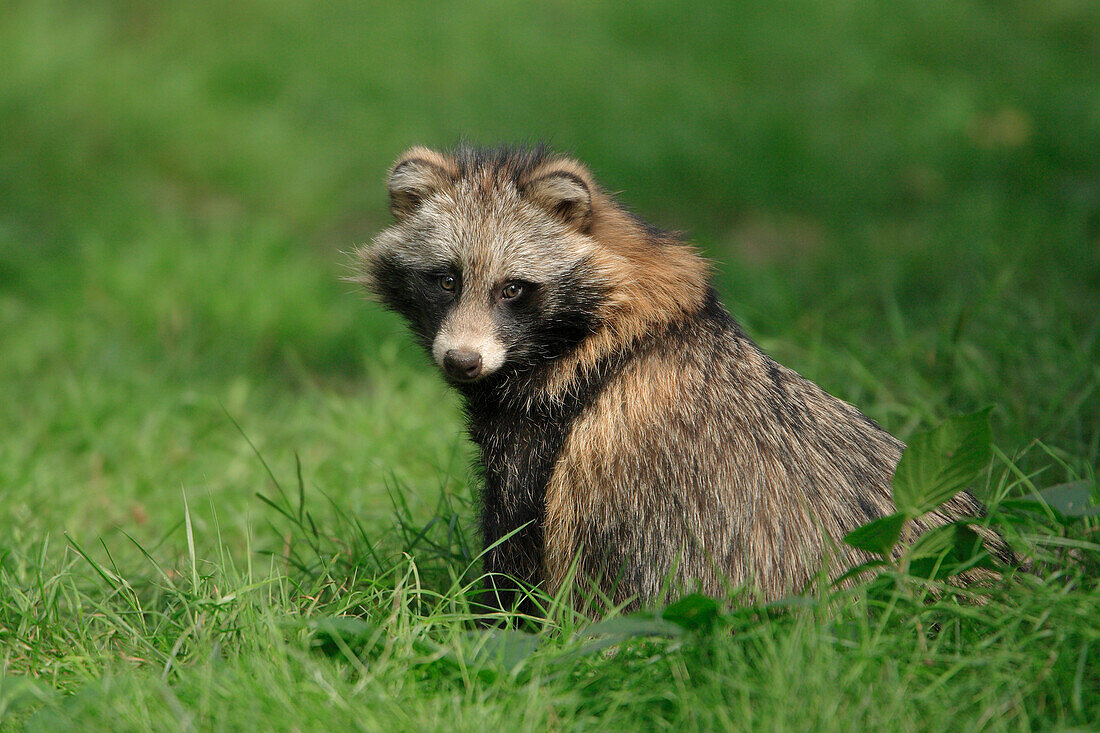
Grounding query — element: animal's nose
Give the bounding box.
[443,348,483,380]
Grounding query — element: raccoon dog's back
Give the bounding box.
[356,143,984,610]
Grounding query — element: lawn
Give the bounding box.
[1,0,1098,729]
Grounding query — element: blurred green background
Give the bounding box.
[1,0,1097,554]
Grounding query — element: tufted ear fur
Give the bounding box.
[387,147,454,220]
[522,166,593,229]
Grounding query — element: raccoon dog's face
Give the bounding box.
[358,147,610,384]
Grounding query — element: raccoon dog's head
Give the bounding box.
[356,145,615,384]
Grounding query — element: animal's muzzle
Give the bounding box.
[443,348,483,381]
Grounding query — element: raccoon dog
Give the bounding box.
[356,144,986,611]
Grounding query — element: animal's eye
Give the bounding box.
[501,282,523,300]
[439,275,457,292]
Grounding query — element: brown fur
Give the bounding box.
[357,144,996,611]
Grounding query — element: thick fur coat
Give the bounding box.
[356,144,985,610]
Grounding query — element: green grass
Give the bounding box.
[1,0,1098,729]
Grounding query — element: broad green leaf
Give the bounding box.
[662,593,721,631]
[893,408,993,516]
[905,523,993,580]
[581,613,684,639]
[843,512,907,556]
[1002,481,1100,520]
[556,614,684,666]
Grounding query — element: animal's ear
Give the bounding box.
[522,165,593,229]
[387,147,453,220]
